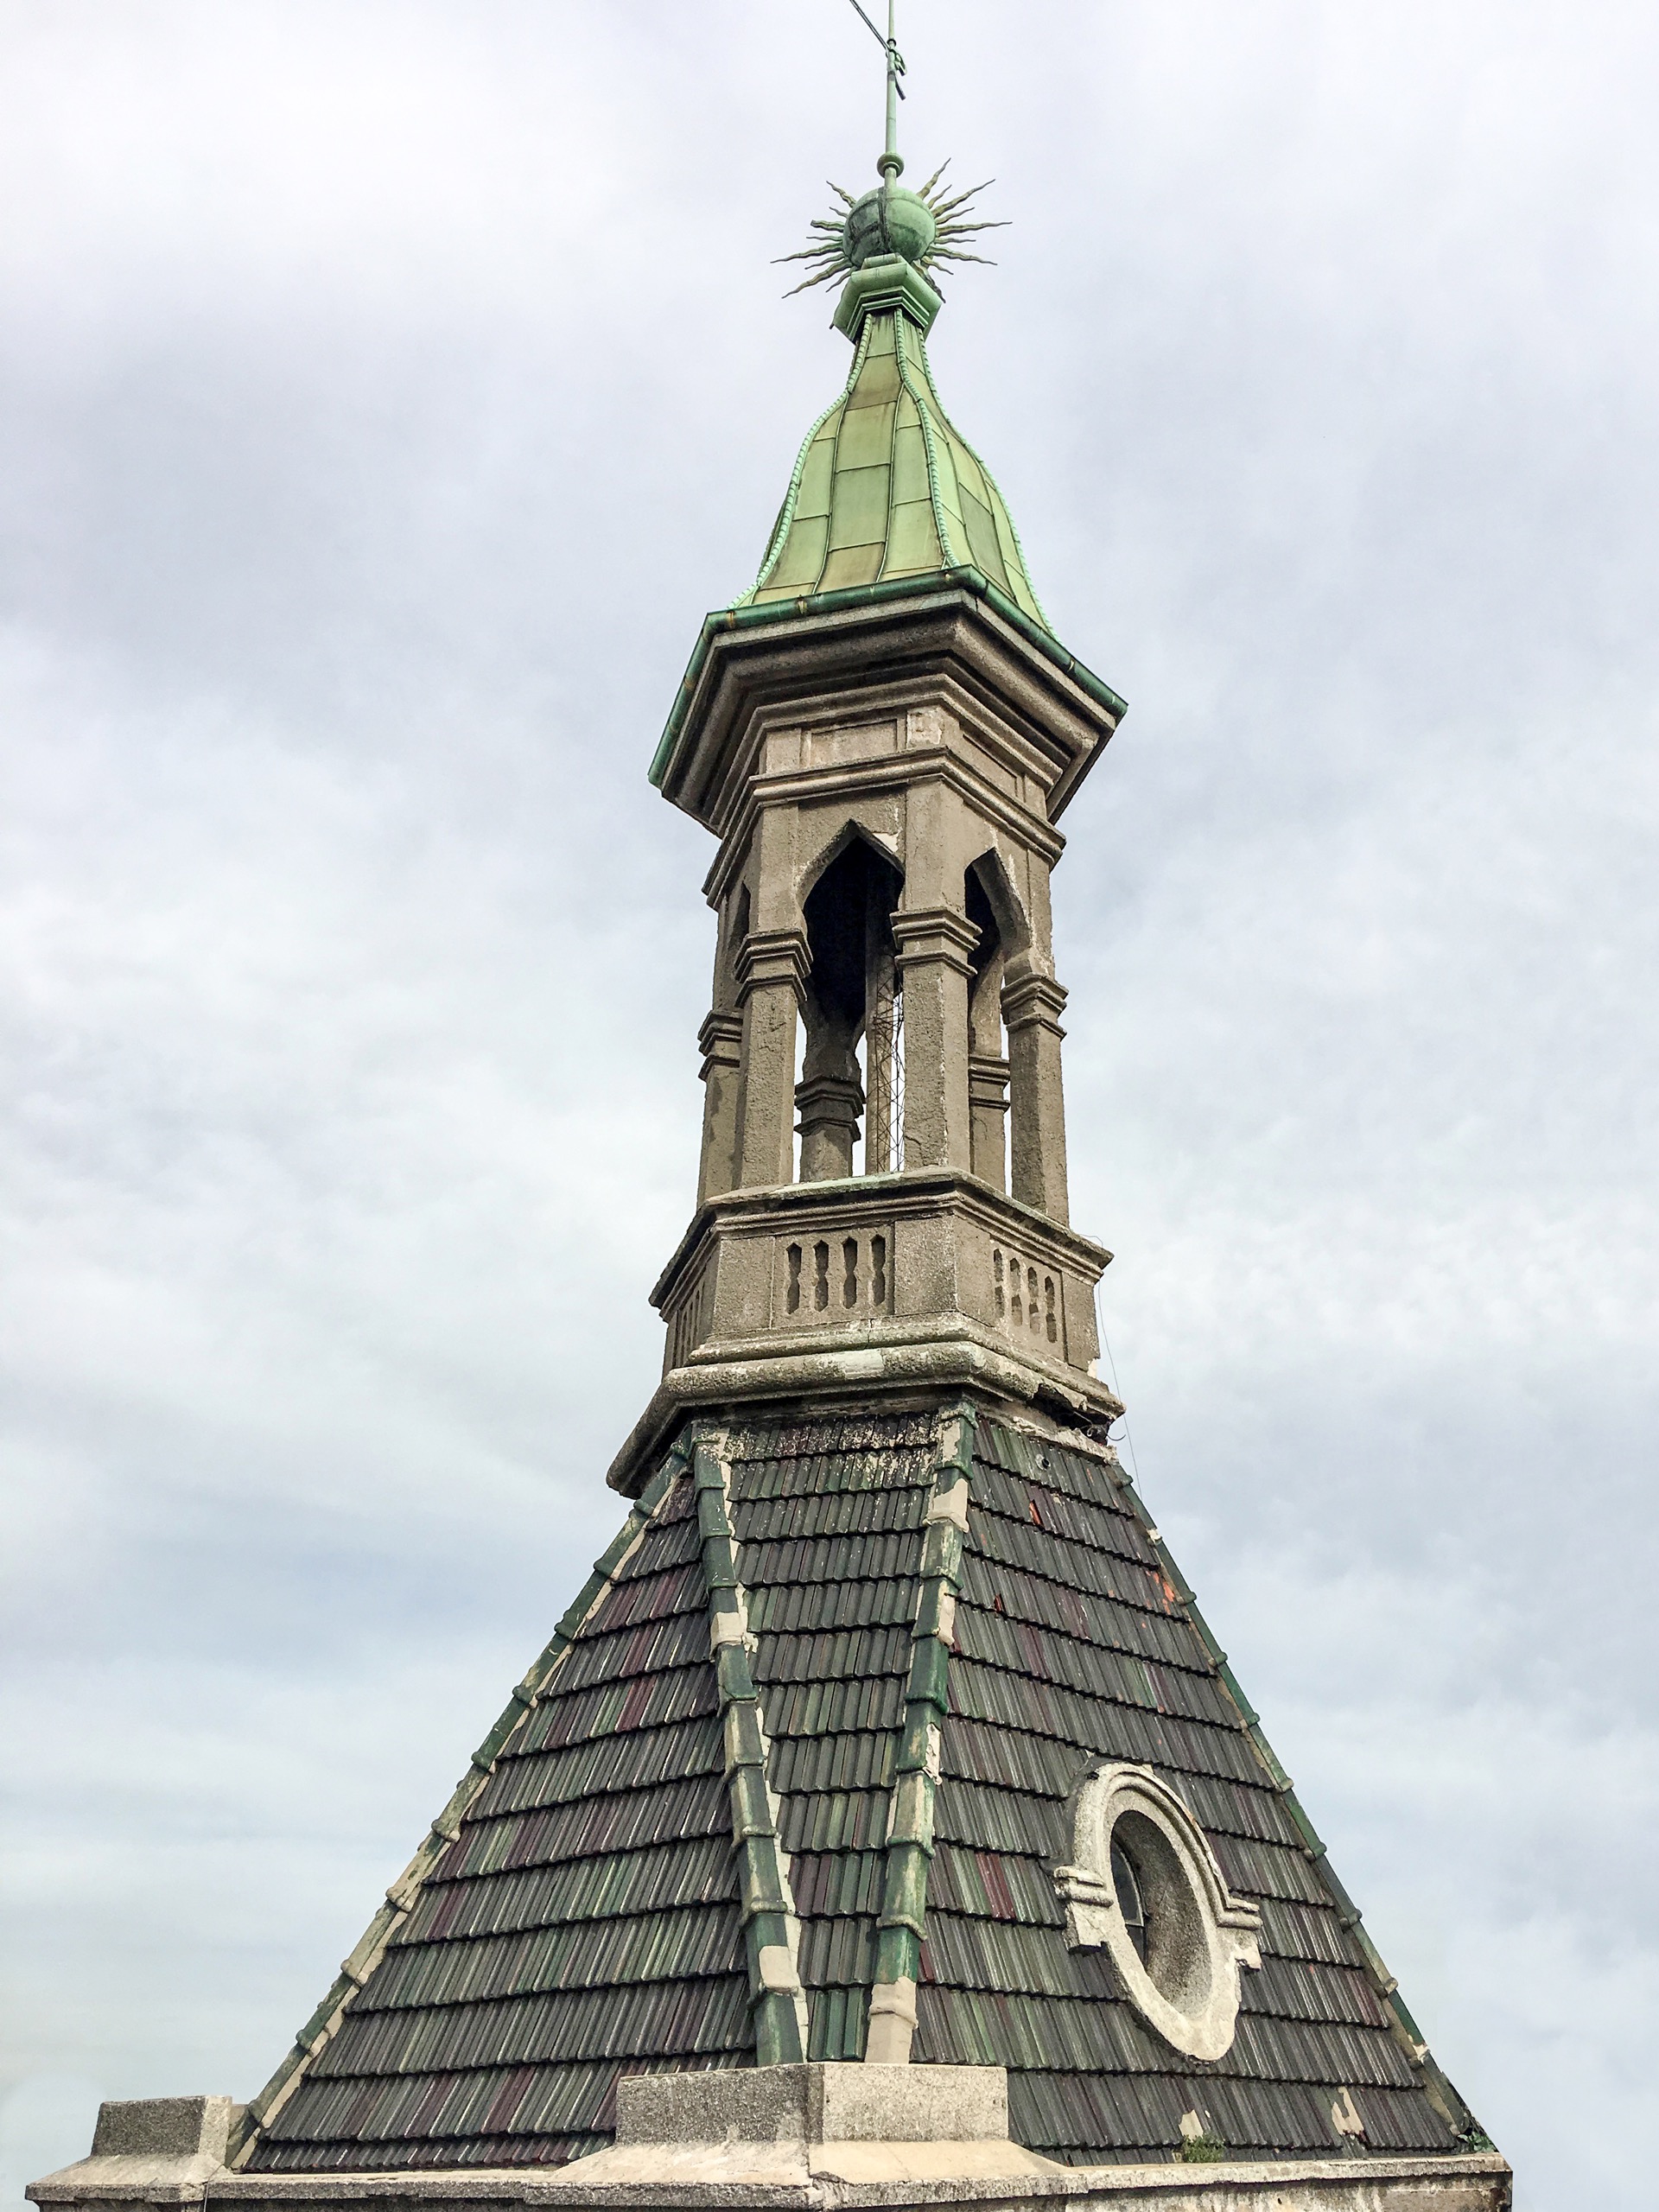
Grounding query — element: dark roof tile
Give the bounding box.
[739,1529,923,1587]
[397,1836,734,1944]
[244,1408,1478,2175]
[752,1624,911,1685]
[514,1663,715,1757]
[788,1849,885,1918]
[798,1915,878,1987]
[805,1984,868,2062]
[443,1773,729,1878]
[776,1786,891,1854]
[469,1714,723,1819]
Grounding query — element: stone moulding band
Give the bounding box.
[606,1326,1120,1498]
[866,1398,978,2063]
[649,570,1127,796]
[29,2115,1513,2209]
[225,1452,688,2168]
[706,722,1071,915]
[690,1433,810,2064]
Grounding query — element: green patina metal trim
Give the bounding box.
[228,1449,690,2166]
[742,320,877,606]
[893,315,967,572]
[1095,1446,1487,2149]
[649,567,1125,791]
[832,252,943,343]
[913,340,1053,632]
[690,1434,809,2065]
[869,1400,978,2015]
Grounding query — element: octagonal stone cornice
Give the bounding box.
[655,583,1122,843]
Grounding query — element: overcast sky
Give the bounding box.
[2,6,1655,2208]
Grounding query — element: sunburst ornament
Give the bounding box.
[777,161,1007,302]
[779,1,1005,305]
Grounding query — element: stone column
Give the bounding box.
[892,907,979,1173]
[1002,963,1070,1224]
[796,1069,862,1181]
[696,1013,744,1205]
[735,930,810,1191]
[968,1054,1010,1189]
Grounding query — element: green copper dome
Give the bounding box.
[734,264,1051,631]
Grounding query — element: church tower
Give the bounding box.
[32,31,1508,2212]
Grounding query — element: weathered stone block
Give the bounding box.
[615,2061,1008,2145]
[94,2098,240,2161]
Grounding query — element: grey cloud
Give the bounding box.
[3,6,1655,2209]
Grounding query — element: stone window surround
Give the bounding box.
[1053,1761,1263,2064]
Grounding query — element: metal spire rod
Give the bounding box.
[842,0,906,177]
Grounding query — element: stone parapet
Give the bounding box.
[638,1167,1116,1491]
[31,2099,245,2209]
[653,1171,1107,1367]
[618,2063,1010,2144]
[30,2086,1510,2212]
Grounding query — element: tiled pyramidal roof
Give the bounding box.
[241,1404,1478,2173]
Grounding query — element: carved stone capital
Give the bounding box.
[795,1071,863,1184]
[1001,967,1069,1035]
[697,1011,744,1080]
[737,928,811,1009]
[968,1054,1011,1114]
[794,1073,864,1131]
[892,905,982,980]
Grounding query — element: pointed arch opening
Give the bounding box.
[964,854,1016,1191]
[966,847,1031,959]
[796,830,904,1182]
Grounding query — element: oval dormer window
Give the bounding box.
[1053,1762,1264,2063]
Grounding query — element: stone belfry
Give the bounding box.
[621,185,1126,1503]
[33,24,1508,2212]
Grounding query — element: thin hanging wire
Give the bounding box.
[842,0,907,101]
[890,993,906,1171]
[842,0,906,182]
[1093,1283,1142,1484]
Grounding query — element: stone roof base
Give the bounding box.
[32,2085,1510,2212]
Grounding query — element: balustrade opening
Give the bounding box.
[783,1230,890,1319]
